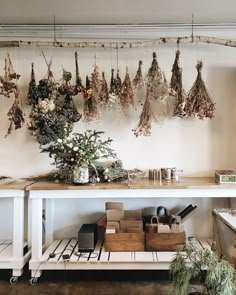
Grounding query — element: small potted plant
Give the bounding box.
[41,130,117,184]
[169,243,236,295]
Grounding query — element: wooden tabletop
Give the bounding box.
[25,177,236,191]
[0,178,36,190]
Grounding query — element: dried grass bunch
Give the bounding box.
[119,67,134,111]
[133,60,144,90]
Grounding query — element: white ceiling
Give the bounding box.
[1,0,236,25]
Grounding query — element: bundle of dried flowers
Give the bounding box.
[109,68,117,101]
[98,72,109,105]
[170,51,188,118]
[146,52,165,100]
[185,60,215,119]
[27,98,72,145]
[114,69,122,96]
[74,51,83,94]
[27,63,39,106]
[58,68,74,95]
[0,53,20,98]
[132,90,155,137]
[133,60,144,90]
[119,67,134,111]
[5,86,25,137]
[83,76,100,122]
[91,63,101,94]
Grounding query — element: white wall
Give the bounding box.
[0,41,235,239]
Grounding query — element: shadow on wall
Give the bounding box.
[208,66,236,172]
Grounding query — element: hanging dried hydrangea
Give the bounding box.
[170,51,187,118]
[146,52,165,100]
[5,87,24,137]
[74,51,83,94]
[91,63,101,94]
[132,90,155,137]
[27,63,39,106]
[185,61,215,119]
[133,60,144,90]
[83,76,100,122]
[0,52,20,98]
[119,67,134,111]
[98,72,109,105]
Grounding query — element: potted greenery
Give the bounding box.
[169,243,236,295]
[41,130,117,184]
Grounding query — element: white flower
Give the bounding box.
[67,143,73,148]
[96,177,100,182]
[105,168,109,173]
[73,146,79,151]
[57,139,63,143]
[71,158,74,162]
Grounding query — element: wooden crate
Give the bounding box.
[105,232,145,252]
[146,232,186,251]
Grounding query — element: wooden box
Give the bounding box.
[145,232,186,251]
[215,170,236,183]
[105,232,145,252]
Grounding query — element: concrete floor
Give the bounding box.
[0,270,175,295]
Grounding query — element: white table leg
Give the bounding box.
[45,199,54,248]
[12,196,24,277]
[31,198,43,278]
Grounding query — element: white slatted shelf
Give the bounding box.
[31,238,212,271]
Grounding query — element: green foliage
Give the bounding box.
[41,130,117,175]
[170,243,236,295]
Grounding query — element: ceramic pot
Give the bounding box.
[73,165,89,184]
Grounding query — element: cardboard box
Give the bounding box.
[105,232,145,252]
[215,170,236,183]
[145,232,186,251]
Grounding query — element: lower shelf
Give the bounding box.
[29,238,213,273]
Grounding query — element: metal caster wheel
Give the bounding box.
[29,277,38,285]
[9,276,18,285]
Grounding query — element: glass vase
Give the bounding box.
[73,164,89,184]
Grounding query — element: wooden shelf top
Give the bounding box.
[0,179,35,190]
[24,177,236,191]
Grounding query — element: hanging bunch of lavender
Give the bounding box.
[132,90,155,137]
[27,63,39,106]
[5,86,25,137]
[119,67,135,111]
[0,53,20,98]
[146,52,165,100]
[133,60,144,90]
[185,61,215,119]
[91,63,101,94]
[171,50,188,118]
[98,72,109,106]
[83,76,100,122]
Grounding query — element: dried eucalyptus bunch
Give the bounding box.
[132,90,155,137]
[146,52,165,100]
[0,52,20,98]
[91,63,101,94]
[133,60,144,90]
[185,60,215,119]
[98,72,109,106]
[119,67,135,111]
[5,86,24,137]
[170,51,187,118]
[83,76,100,122]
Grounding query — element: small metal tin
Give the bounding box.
[161,168,171,180]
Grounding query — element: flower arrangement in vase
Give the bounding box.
[41,130,117,184]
